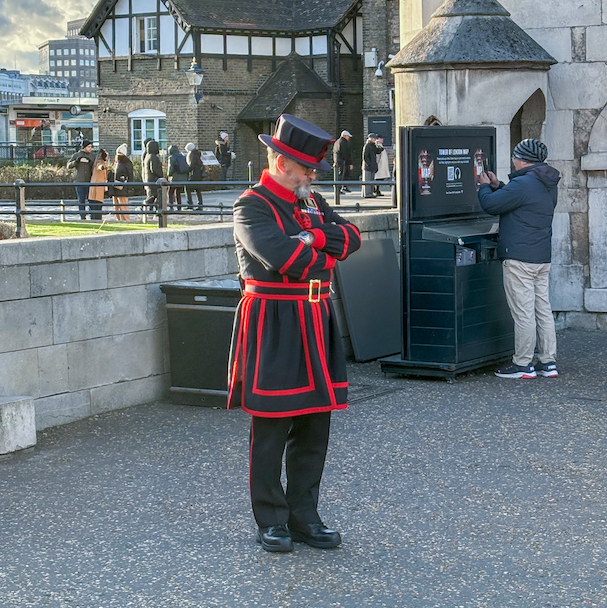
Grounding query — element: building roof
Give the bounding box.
[387,0,556,71]
[82,0,359,37]
[237,53,331,122]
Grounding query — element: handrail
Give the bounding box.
[0,178,397,236]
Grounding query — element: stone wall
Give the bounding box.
[394,0,607,322]
[0,212,396,431]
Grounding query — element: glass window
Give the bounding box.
[91,60,95,67]
[50,49,55,56]
[71,49,76,55]
[50,60,55,66]
[57,60,62,66]
[71,70,76,76]
[57,71,62,77]
[138,17,158,52]
[129,111,167,154]
[80,60,84,66]
[56,49,62,56]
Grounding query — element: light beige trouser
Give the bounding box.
[502,259,557,367]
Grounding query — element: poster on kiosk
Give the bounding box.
[381,126,514,379]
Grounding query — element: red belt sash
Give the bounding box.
[244,279,330,303]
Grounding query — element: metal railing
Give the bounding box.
[0,143,87,161]
[0,178,396,237]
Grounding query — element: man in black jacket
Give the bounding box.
[67,139,94,219]
[478,139,560,379]
[333,130,353,193]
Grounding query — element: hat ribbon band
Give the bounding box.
[271,136,322,164]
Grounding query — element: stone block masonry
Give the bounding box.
[0,397,36,454]
[0,213,396,431]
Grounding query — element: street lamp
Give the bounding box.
[185,58,204,104]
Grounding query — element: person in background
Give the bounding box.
[112,144,133,221]
[333,130,353,193]
[88,149,108,221]
[168,144,189,211]
[143,139,163,211]
[478,138,560,379]
[374,137,390,196]
[185,142,205,210]
[228,114,361,553]
[67,139,94,220]
[361,133,382,198]
[214,131,232,184]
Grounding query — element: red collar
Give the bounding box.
[259,169,298,204]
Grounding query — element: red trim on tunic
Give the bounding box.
[323,256,336,270]
[252,299,315,397]
[246,279,331,289]
[308,228,327,250]
[279,240,304,274]
[338,224,350,260]
[259,169,298,203]
[300,248,317,281]
[243,403,348,418]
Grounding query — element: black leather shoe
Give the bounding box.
[289,523,341,549]
[256,525,293,552]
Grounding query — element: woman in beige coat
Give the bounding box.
[88,149,108,220]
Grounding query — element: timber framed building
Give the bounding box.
[80,0,393,178]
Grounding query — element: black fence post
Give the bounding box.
[158,178,169,228]
[14,179,26,238]
[333,163,341,206]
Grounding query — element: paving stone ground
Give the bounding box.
[1,329,605,607]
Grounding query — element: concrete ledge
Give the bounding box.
[0,396,36,454]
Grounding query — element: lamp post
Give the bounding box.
[185,58,204,104]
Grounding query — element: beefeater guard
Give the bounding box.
[227,114,361,552]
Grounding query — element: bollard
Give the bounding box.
[59,199,65,223]
[219,202,224,222]
[247,161,253,183]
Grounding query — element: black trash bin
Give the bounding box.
[160,279,241,406]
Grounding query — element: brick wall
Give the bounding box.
[98,52,365,181]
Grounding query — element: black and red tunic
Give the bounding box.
[227,170,361,417]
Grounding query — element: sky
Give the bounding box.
[0,0,98,73]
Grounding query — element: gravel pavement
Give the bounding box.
[1,329,606,607]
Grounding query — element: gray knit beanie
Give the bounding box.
[512,139,548,163]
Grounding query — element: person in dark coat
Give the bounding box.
[478,138,561,379]
[168,144,189,211]
[214,131,232,183]
[332,130,353,193]
[185,142,205,210]
[361,133,382,198]
[111,144,134,221]
[67,139,94,219]
[228,114,361,553]
[143,139,163,211]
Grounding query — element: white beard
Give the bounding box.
[294,182,312,199]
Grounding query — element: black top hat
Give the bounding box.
[258,114,335,172]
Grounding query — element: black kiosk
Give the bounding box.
[381,126,514,378]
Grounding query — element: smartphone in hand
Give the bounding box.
[482,158,490,174]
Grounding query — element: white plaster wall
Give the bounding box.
[99,21,112,58]
[159,15,176,56]
[114,17,130,57]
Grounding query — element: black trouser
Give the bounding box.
[168,185,183,210]
[249,412,331,528]
[336,161,350,189]
[186,185,203,208]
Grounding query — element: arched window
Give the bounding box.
[128,109,166,154]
